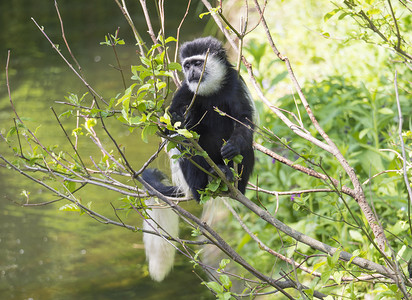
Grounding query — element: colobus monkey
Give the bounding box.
[142,36,255,281]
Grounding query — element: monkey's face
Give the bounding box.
[181,54,227,96]
[183,58,205,84]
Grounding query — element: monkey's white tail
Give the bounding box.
[143,198,179,282]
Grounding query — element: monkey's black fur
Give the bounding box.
[179,36,228,63]
[143,37,254,201]
[141,168,184,197]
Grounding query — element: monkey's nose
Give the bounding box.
[188,72,200,82]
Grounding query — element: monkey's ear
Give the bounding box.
[217,48,227,60]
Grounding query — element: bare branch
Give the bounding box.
[253,142,356,198]
[113,0,145,55]
[175,0,192,63]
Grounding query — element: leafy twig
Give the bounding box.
[50,107,89,175]
[113,0,145,55]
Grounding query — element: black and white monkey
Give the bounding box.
[141,36,255,281]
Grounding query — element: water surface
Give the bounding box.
[0,1,212,299]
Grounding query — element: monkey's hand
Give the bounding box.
[221,141,240,160]
[171,112,185,128]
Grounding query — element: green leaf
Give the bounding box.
[367,8,381,16]
[232,154,243,164]
[338,12,350,20]
[64,181,76,193]
[236,234,251,251]
[219,274,232,289]
[218,259,230,271]
[191,249,203,268]
[176,128,193,138]
[219,292,232,300]
[208,178,221,192]
[116,83,137,106]
[321,269,333,284]
[59,110,72,118]
[324,8,340,22]
[397,245,407,260]
[311,261,326,274]
[378,107,394,115]
[165,36,177,44]
[137,83,151,95]
[157,81,167,90]
[388,220,408,235]
[332,249,341,265]
[85,118,97,131]
[140,56,151,67]
[168,62,182,71]
[349,230,364,242]
[359,128,370,139]
[199,6,221,19]
[199,193,211,204]
[6,126,17,138]
[191,227,202,237]
[332,271,343,285]
[59,203,80,212]
[203,281,223,294]
[166,141,177,152]
[141,124,158,143]
[160,112,171,125]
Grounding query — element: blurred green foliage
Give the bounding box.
[221,0,412,298]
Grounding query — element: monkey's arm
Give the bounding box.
[218,73,254,159]
[169,83,193,124]
[221,118,253,160]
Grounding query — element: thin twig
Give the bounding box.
[134,139,167,176]
[108,28,127,89]
[54,0,83,75]
[31,18,108,106]
[50,107,89,175]
[113,0,145,55]
[394,70,412,234]
[253,142,356,198]
[387,0,402,51]
[139,0,158,45]
[175,0,192,62]
[248,184,336,196]
[184,48,210,117]
[200,0,238,51]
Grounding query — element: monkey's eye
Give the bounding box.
[194,61,203,67]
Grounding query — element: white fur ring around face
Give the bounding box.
[183,54,227,96]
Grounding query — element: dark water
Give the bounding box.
[0,0,213,299]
